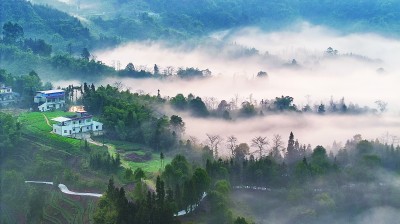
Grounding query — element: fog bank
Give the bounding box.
[182,114,400,156]
[92,24,400,149]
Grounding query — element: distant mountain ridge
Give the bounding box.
[2,0,400,52]
[31,0,400,39]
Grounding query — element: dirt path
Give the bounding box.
[42,113,52,127]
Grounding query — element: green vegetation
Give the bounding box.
[0,0,92,51]
[2,1,400,223]
[93,136,171,173]
[26,0,400,42]
[82,84,182,151]
[18,111,84,152]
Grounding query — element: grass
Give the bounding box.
[96,137,172,173]
[124,155,171,173]
[18,111,103,153]
[17,111,170,173]
[92,136,153,152]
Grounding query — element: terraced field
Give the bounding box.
[43,191,97,224]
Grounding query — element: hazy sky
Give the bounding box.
[91,23,400,152]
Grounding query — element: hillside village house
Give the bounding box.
[51,110,103,137]
[0,83,17,106]
[34,89,65,111]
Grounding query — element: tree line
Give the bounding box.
[169,93,387,120]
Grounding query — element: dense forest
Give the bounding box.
[27,0,400,40]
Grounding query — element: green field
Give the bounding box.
[18,111,85,153]
[92,136,171,174]
[20,111,171,174]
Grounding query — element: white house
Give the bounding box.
[51,111,103,137]
[0,83,16,106]
[34,90,65,112]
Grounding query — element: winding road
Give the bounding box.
[25,181,103,198]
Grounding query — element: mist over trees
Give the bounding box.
[1,1,400,224]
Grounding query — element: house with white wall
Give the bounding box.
[0,83,16,106]
[34,89,65,112]
[52,110,103,137]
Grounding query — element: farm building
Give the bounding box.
[51,110,103,137]
[34,89,65,112]
[0,83,17,106]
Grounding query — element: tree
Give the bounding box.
[170,115,185,137]
[170,94,187,110]
[160,152,165,168]
[226,135,238,158]
[134,168,145,181]
[234,143,250,161]
[274,96,295,111]
[271,134,284,162]
[375,100,387,113]
[125,168,133,180]
[81,47,91,60]
[125,62,135,72]
[285,132,297,163]
[162,155,191,188]
[189,97,209,117]
[192,168,211,203]
[154,64,160,76]
[234,217,252,224]
[240,101,256,117]
[311,145,330,174]
[251,136,269,159]
[325,47,338,56]
[24,38,52,56]
[67,43,73,55]
[257,71,268,78]
[0,112,20,159]
[2,22,24,45]
[206,134,223,158]
[318,104,326,114]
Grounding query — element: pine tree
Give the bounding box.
[286,132,296,163]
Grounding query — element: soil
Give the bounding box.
[124,152,152,162]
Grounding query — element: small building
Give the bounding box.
[34,90,65,112]
[0,83,16,106]
[51,110,103,137]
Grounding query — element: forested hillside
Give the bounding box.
[0,0,95,51]
[30,0,400,43]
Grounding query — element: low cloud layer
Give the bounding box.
[90,23,400,150]
[182,114,400,156]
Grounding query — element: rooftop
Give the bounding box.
[51,117,71,122]
[37,89,65,94]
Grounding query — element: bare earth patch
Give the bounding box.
[124,152,152,162]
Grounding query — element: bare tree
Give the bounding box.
[114,81,124,90]
[230,94,240,111]
[251,136,269,159]
[226,135,238,158]
[209,97,218,110]
[375,100,388,113]
[203,97,219,111]
[271,134,284,162]
[189,135,199,147]
[206,134,223,158]
[163,66,175,76]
